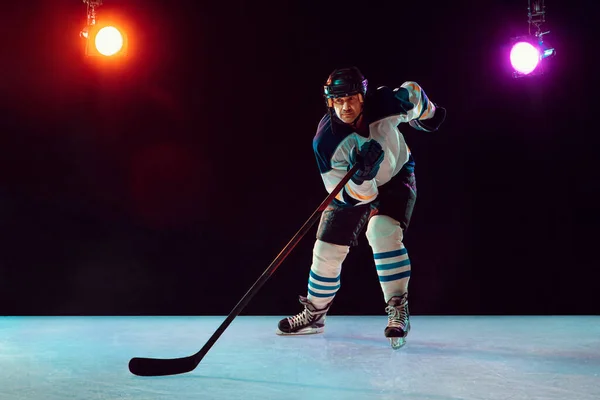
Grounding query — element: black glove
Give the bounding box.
[409,105,446,132]
[349,140,384,185]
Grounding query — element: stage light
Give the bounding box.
[80,0,128,58]
[509,34,555,77]
[95,26,124,56]
[509,0,556,78]
[510,41,540,75]
[83,23,128,57]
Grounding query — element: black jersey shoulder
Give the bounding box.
[364,86,416,124]
[313,113,355,173]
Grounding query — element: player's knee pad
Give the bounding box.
[312,239,349,272]
[365,215,404,248]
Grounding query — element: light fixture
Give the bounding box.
[80,0,128,58]
[509,0,556,78]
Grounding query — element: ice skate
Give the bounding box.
[276,295,331,335]
[384,293,410,349]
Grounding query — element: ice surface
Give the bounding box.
[1,316,599,400]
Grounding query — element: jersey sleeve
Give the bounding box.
[393,81,437,122]
[367,83,442,131]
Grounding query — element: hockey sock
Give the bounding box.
[366,215,411,302]
[306,239,349,310]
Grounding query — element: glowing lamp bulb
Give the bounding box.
[510,41,540,75]
[95,26,124,56]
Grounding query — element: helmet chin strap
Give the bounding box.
[350,111,363,127]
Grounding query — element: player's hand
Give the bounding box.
[409,105,446,132]
[350,140,384,184]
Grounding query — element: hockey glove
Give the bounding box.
[349,140,384,185]
[409,105,446,132]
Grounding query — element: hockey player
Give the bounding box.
[276,67,446,348]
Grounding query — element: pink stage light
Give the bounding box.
[510,41,540,75]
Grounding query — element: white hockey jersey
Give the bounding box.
[312,81,442,207]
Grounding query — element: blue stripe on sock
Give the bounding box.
[378,270,411,282]
[308,287,336,298]
[308,281,340,291]
[373,248,408,260]
[310,270,340,283]
[376,259,411,271]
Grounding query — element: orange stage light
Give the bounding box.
[84,23,128,57]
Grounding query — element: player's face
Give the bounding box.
[332,94,362,124]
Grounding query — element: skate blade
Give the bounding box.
[275,327,324,336]
[389,337,406,349]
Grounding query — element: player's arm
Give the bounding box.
[394,81,446,132]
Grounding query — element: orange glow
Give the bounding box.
[95,26,124,56]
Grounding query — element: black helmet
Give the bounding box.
[323,67,368,107]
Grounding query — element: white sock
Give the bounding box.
[366,215,411,302]
[306,239,349,309]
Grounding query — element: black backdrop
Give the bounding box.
[1,0,597,316]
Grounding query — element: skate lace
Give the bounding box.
[385,303,408,329]
[289,308,313,329]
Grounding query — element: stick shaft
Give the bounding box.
[128,165,360,376]
[193,164,359,364]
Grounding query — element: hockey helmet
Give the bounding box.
[323,67,368,107]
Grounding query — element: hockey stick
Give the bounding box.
[128,164,360,376]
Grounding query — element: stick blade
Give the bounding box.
[128,355,199,377]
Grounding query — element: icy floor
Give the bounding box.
[1,316,599,400]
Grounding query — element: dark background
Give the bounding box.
[0,1,597,316]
